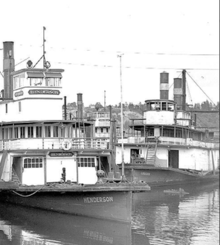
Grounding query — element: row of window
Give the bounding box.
[77,158,96,168]
[23,157,96,169]
[23,158,44,168]
[14,77,61,89]
[95,127,109,133]
[0,125,85,140]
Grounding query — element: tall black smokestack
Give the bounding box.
[3,42,15,99]
[77,93,83,120]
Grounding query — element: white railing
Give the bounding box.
[118,136,219,149]
[159,137,219,149]
[0,137,108,151]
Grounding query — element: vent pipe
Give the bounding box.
[3,42,15,100]
[160,71,169,100]
[64,96,67,120]
[77,93,83,120]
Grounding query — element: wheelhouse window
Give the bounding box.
[45,78,61,87]
[30,78,43,86]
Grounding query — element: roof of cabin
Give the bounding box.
[0,120,92,127]
[11,68,65,76]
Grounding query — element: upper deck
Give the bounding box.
[143,99,192,127]
[0,68,64,122]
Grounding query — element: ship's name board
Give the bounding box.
[84,196,114,203]
[15,90,24,97]
[28,89,60,95]
[49,152,74,157]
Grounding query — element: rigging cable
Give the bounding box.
[186,71,215,105]
[186,78,193,105]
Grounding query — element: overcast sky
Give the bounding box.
[0,0,219,106]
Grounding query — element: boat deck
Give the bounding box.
[0,182,151,193]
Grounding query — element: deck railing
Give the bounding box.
[0,137,109,151]
[120,136,219,149]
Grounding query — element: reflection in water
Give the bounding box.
[132,183,219,245]
[0,203,131,245]
[0,183,219,245]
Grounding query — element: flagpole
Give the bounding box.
[117,54,126,181]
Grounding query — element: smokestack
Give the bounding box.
[160,71,169,100]
[3,42,15,99]
[173,77,183,110]
[77,93,83,120]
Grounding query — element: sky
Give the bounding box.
[0,0,219,107]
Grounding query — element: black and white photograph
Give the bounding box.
[0,0,219,244]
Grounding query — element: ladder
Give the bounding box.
[145,138,158,165]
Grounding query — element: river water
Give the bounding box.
[0,182,219,245]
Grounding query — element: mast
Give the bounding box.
[43,26,46,68]
[182,69,186,111]
[117,54,126,180]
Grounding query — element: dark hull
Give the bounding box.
[0,190,132,223]
[119,165,219,188]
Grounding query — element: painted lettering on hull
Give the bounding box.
[141,172,151,176]
[84,196,113,203]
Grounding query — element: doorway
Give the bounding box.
[168,150,179,168]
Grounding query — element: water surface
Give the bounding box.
[0,182,219,245]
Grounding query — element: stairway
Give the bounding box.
[145,139,158,165]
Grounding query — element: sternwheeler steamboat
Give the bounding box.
[0,39,150,223]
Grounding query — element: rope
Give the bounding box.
[12,185,46,198]
[11,183,57,198]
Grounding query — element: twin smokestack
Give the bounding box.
[160,71,186,110]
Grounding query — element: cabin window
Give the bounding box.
[95,128,98,133]
[28,127,34,138]
[163,129,174,137]
[77,157,95,167]
[147,128,154,136]
[61,128,65,138]
[20,127,26,138]
[53,126,59,137]
[24,157,43,168]
[168,103,174,111]
[162,102,167,111]
[9,128,13,139]
[3,128,8,140]
[36,126,42,138]
[176,129,182,138]
[14,127,18,138]
[45,126,51,137]
[5,104,8,113]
